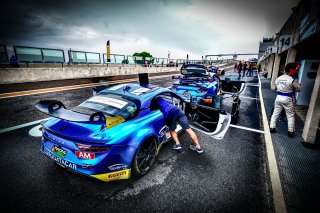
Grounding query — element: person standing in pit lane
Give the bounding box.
[247,63,253,76]
[234,62,238,71]
[156,96,203,153]
[237,61,243,78]
[270,62,302,138]
[258,64,262,73]
[243,62,248,77]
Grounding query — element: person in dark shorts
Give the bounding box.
[156,97,203,153]
[243,62,247,77]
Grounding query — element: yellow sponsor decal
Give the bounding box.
[91,169,131,182]
[106,116,125,129]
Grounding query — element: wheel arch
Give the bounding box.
[131,134,159,176]
[130,134,159,165]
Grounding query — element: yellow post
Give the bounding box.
[106,40,111,62]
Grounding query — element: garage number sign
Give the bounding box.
[278,35,292,53]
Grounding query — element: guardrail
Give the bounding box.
[0,44,235,67]
[14,46,65,63]
[69,50,100,64]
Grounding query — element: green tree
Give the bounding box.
[133,51,154,64]
[133,51,153,58]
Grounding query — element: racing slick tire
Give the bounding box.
[133,138,158,176]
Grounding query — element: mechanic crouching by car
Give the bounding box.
[270,62,302,138]
[156,97,203,153]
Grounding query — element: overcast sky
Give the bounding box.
[1,0,300,60]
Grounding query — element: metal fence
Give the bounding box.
[1,44,209,66]
[69,50,100,64]
[14,46,65,63]
[102,54,125,64]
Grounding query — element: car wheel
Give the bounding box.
[133,138,157,176]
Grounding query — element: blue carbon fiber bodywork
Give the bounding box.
[39,84,176,181]
[170,64,220,107]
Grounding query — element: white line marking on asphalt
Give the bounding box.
[258,73,286,213]
[246,84,260,87]
[239,95,260,100]
[229,124,265,134]
[0,118,50,134]
[29,125,43,137]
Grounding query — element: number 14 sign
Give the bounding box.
[278,35,292,53]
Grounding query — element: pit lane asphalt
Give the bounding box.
[0,69,273,212]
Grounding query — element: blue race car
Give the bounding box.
[171,64,241,119]
[36,84,178,182]
[208,65,225,76]
[171,64,222,107]
[36,83,230,182]
[208,65,218,72]
[36,84,175,182]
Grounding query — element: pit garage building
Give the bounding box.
[258,0,320,145]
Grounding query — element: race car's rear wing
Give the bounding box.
[35,100,106,123]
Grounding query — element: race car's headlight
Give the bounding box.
[202,98,213,105]
[76,143,111,153]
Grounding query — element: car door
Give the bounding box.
[169,91,232,140]
[153,91,231,140]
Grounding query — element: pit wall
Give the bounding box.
[0,65,179,84]
[0,63,230,84]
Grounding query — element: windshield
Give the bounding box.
[74,93,139,119]
[181,67,208,76]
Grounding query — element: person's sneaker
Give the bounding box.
[190,145,203,153]
[270,128,276,133]
[173,144,182,150]
[288,131,294,138]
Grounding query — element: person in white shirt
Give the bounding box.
[270,62,302,138]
